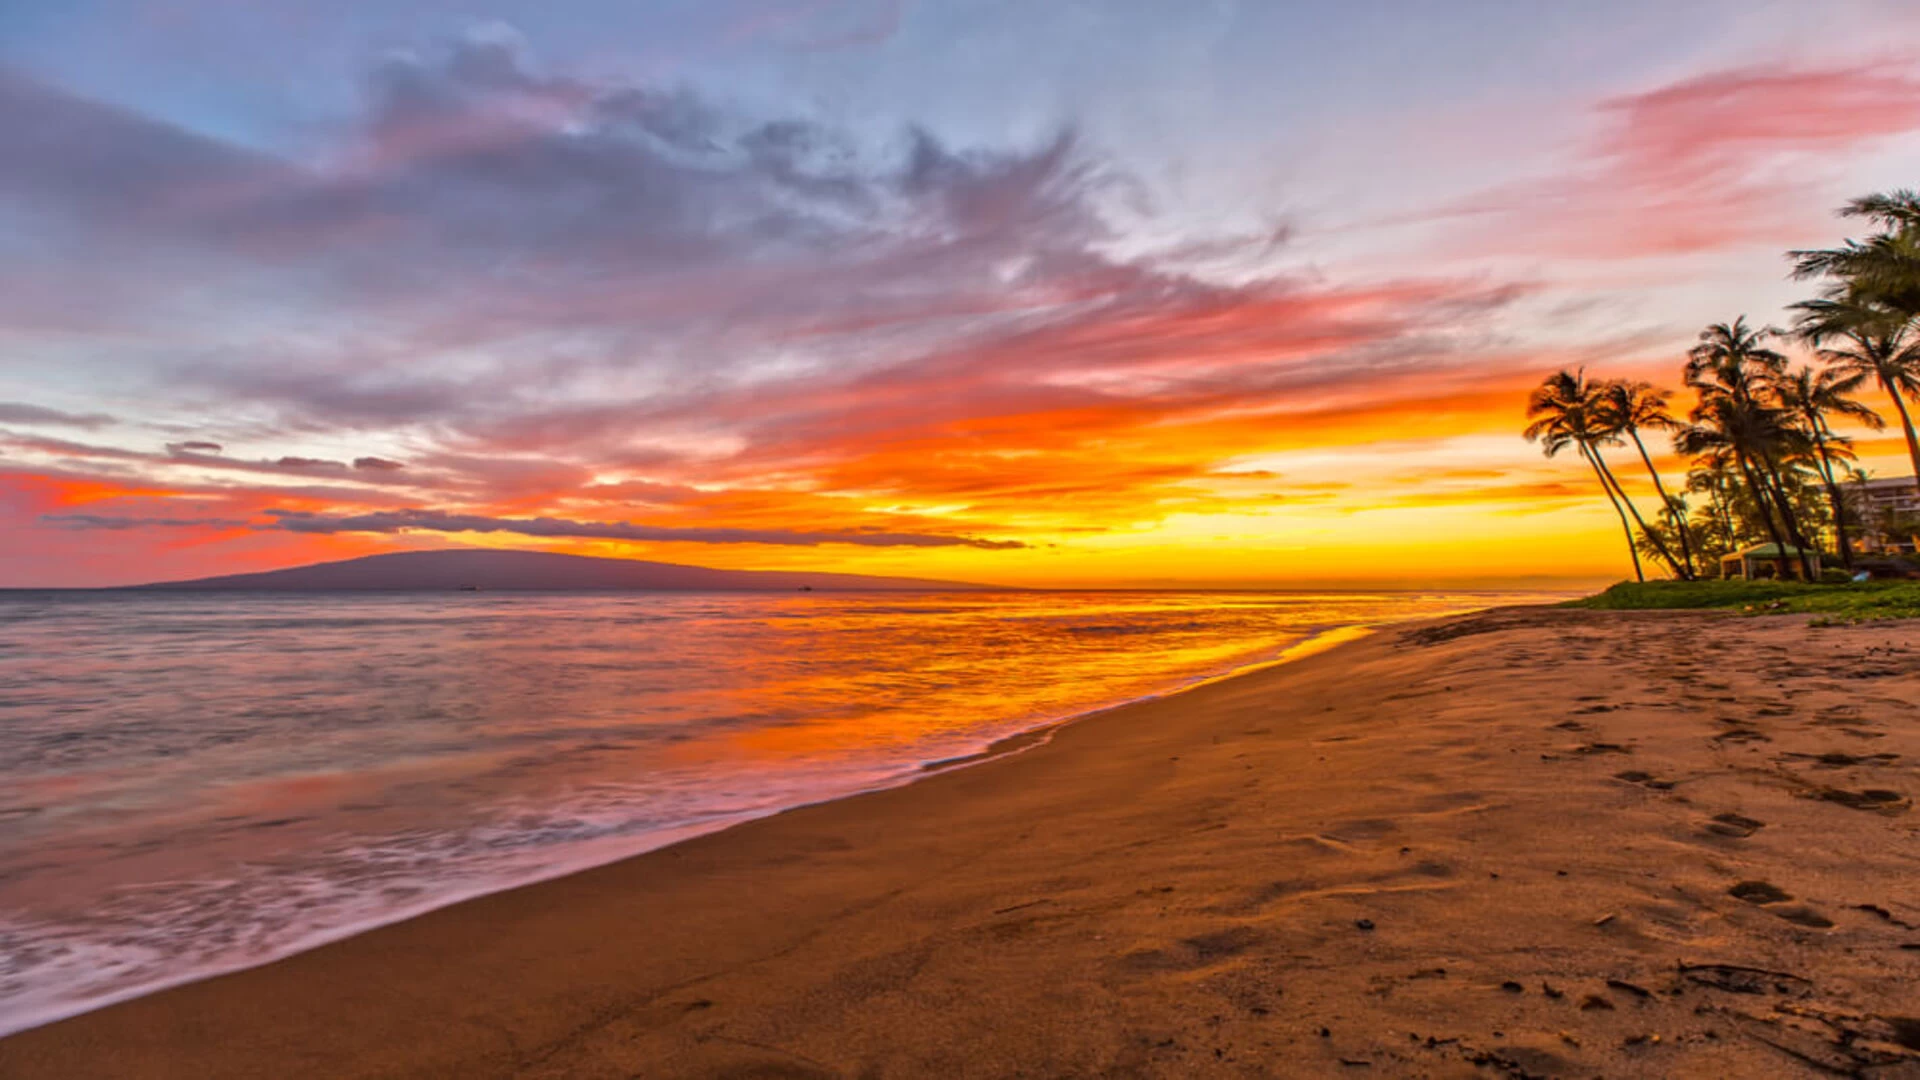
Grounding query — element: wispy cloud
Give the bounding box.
[1438,62,1920,259]
[0,402,116,429]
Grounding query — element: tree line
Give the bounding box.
[1525,190,1920,582]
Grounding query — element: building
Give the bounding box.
[1849,475,1920,555]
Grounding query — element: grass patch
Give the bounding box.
[1567,579,1920,620]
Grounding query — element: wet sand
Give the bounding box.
[4,607,1918,1078]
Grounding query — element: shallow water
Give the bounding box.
[0,588,1549,1034]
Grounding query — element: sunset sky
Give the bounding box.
[7,0,1920,588]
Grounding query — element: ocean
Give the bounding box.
[0,588,1550,1034]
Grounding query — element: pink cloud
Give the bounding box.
[1451,62,1920,259]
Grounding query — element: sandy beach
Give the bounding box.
[4,606,1918,1079]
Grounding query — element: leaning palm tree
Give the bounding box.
[1599,379,1696,578]
[1792,293,1920,482]
[1776,365,1882,569]
[1524,369,1644,581]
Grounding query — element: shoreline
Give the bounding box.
[0,617,1400,1041]
[5,605,1916,1077]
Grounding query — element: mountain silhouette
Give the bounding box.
[132,549,995,592]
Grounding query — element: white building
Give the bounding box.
[1850,475,1920,554]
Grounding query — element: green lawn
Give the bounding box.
[1567,579,1920,620]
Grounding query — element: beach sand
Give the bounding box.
[4,607,1918,1078]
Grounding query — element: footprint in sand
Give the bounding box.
[1613,770,1678,790]
[1810,787,1910,813]
[1774,905,1836,928]
[1729,880,1792,904]
[1779,751,1900,768]
[1120,926,1262,973]
[1728,881,1835,928]
[1573,742,1631,756]
[1705,812,1765,838]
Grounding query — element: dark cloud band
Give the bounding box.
[42,507,1026,549]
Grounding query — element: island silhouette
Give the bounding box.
[130,549,994,592]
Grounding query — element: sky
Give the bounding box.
[6,0,1920,588]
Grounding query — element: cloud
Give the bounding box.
[43,513,249,530]
[0,402,116,428]
[260,507,1029,548]
[0,27,1558,580]
[169,440,224,452]
[1445,63,1920,259]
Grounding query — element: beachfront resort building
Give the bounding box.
[1848,475,1920,555]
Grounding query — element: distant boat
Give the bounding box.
[458,584,481,592]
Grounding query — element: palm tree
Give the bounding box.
[1776,365,1881,569]
[1685,318,1788,401]
[1677,394,1805,580]
[1524,369,1644,581]
[1791,190,1920,317]
[1599,379,1696,578]
[1683,319,1814,579]
[1792,294,1920,482]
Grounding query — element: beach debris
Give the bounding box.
[1706,1001,1920,1074]
[1607,978,1654,999]
[1623,1033,1663,1046]
[1579,994,1616,1011]
[1558,1030,1581,1047]
[1337,1057,1372,1067]
[1354,918,1374,931]
[1461,1043,1553,1079]
[1318,1027,1332,1038]
[1592,912,1617,927]
[1678,962,1811,995]
[1729,880,1792,904]
[1574,742,1632,755]
[1500,981,1524,993]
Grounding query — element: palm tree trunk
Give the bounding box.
[1885,377,1920,481]
[1714,480,1738,551]
[1756,452,1816,580]
[1629,429,1695,579]
[1593,447,1687,579]
[1583,443,1643,582]
[1809,425,1854,571]
[1703,476,1734,553]
[1735,451,1794,579]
